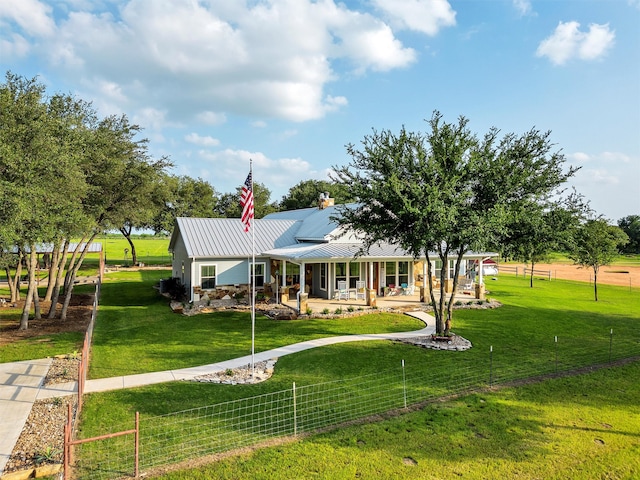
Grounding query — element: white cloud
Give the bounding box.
[536,21,615,65]
[513,0,533,17]
[196,111,227,126]
[0,33,30,58]
[5,0,425,123]
[0,0,55,37]
[185,133,220,147]
[568,152,591,163]
[372,0,456,35]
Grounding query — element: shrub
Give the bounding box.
[164,277,187,301]
[334,307,343,314]
[306,307,313,315]
[347,306,355,312]
[322,308,330,315]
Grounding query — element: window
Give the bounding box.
[201,265,216,289]
[285,263,300,285]
[398,261,409,286]
[320,263,326,290]
[335,262,347,288]
[251,262,265,287]
[349,262,360,288]
[385,261,396,287]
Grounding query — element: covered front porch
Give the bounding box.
[280,282,487,314]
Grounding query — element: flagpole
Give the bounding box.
[250,159,256,379]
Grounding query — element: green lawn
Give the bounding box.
[156,360,640,480]
[88,270,423,380]
[3,265,639,478]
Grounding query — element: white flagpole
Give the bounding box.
[250,159,256,379]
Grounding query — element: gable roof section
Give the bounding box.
[264,204,355,242]
[170,217,300,258]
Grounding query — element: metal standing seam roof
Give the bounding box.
[263,242,410,262]
[171,217,300,258]
[264,204,356,242]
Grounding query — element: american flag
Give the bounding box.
[240,171,254,232]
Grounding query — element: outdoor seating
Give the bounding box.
[337,281,349,300]
[402,283,415,295]
[355,281,366,300]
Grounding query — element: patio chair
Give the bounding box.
[337,281,349,300]
[355,280,366,300]
[403,283,415,295]
[400,283,408,294]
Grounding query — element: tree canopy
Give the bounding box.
[570,218,629,301]
[332,111,578,335]
[280,179,354,210]
[618,215,640,254]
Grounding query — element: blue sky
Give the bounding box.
[1,0,638,221]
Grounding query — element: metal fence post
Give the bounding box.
[292,382,297,437]
[401,360,407,409]
[554,336,558,374]
[489,346,493,387]
[609,329,613,363]
[135,412,140,478]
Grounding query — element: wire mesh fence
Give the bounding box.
[68,329,640,479]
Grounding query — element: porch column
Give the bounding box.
[281,260,288,302]
[366,261,376,307]
[475,258,486,300]
[298,262,307,313]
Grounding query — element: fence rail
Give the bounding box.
[66,328,640,479]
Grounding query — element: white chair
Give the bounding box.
[337,281,349,300]
[403,284,415,295]
[355,281,366,300]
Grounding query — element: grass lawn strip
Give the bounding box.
[150,360,640,480]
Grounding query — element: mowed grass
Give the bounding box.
[155,360,640,480]
[89,269,423,379]
[98,234,171,266]
[75,272,639,474]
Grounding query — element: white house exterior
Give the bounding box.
[169,204,497,303]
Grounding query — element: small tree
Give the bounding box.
[280,179,353,210]
[570,218,629,301]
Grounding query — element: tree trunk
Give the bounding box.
[9,254,23,303]
[61,233,98,320]
[19,249,38,330]
[47,239,70,319]
[32,285,41,320]
[43,242,61,302]
[529,260,535,288]
[5,266,17,304]
[445,250,466,333]
[425,253,444,335]
[120,225,138,266]
[593,266,599,301]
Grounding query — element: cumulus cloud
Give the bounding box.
[0,0,55,37]
[536,21,615,65]
[372,0,456,35]
[185,133,220,147]
[5,0,429,123]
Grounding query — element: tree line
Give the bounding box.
[0,73,353,329]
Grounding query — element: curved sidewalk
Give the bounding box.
[1,311,434,473]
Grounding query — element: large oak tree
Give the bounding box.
[332,111,578,335]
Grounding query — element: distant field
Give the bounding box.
[90,235,171,266]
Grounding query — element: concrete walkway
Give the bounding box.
[0,358,52,473]
[1,311,434,473]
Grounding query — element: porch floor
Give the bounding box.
[282,289,482,313]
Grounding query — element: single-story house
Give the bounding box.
[168,202,497,306]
